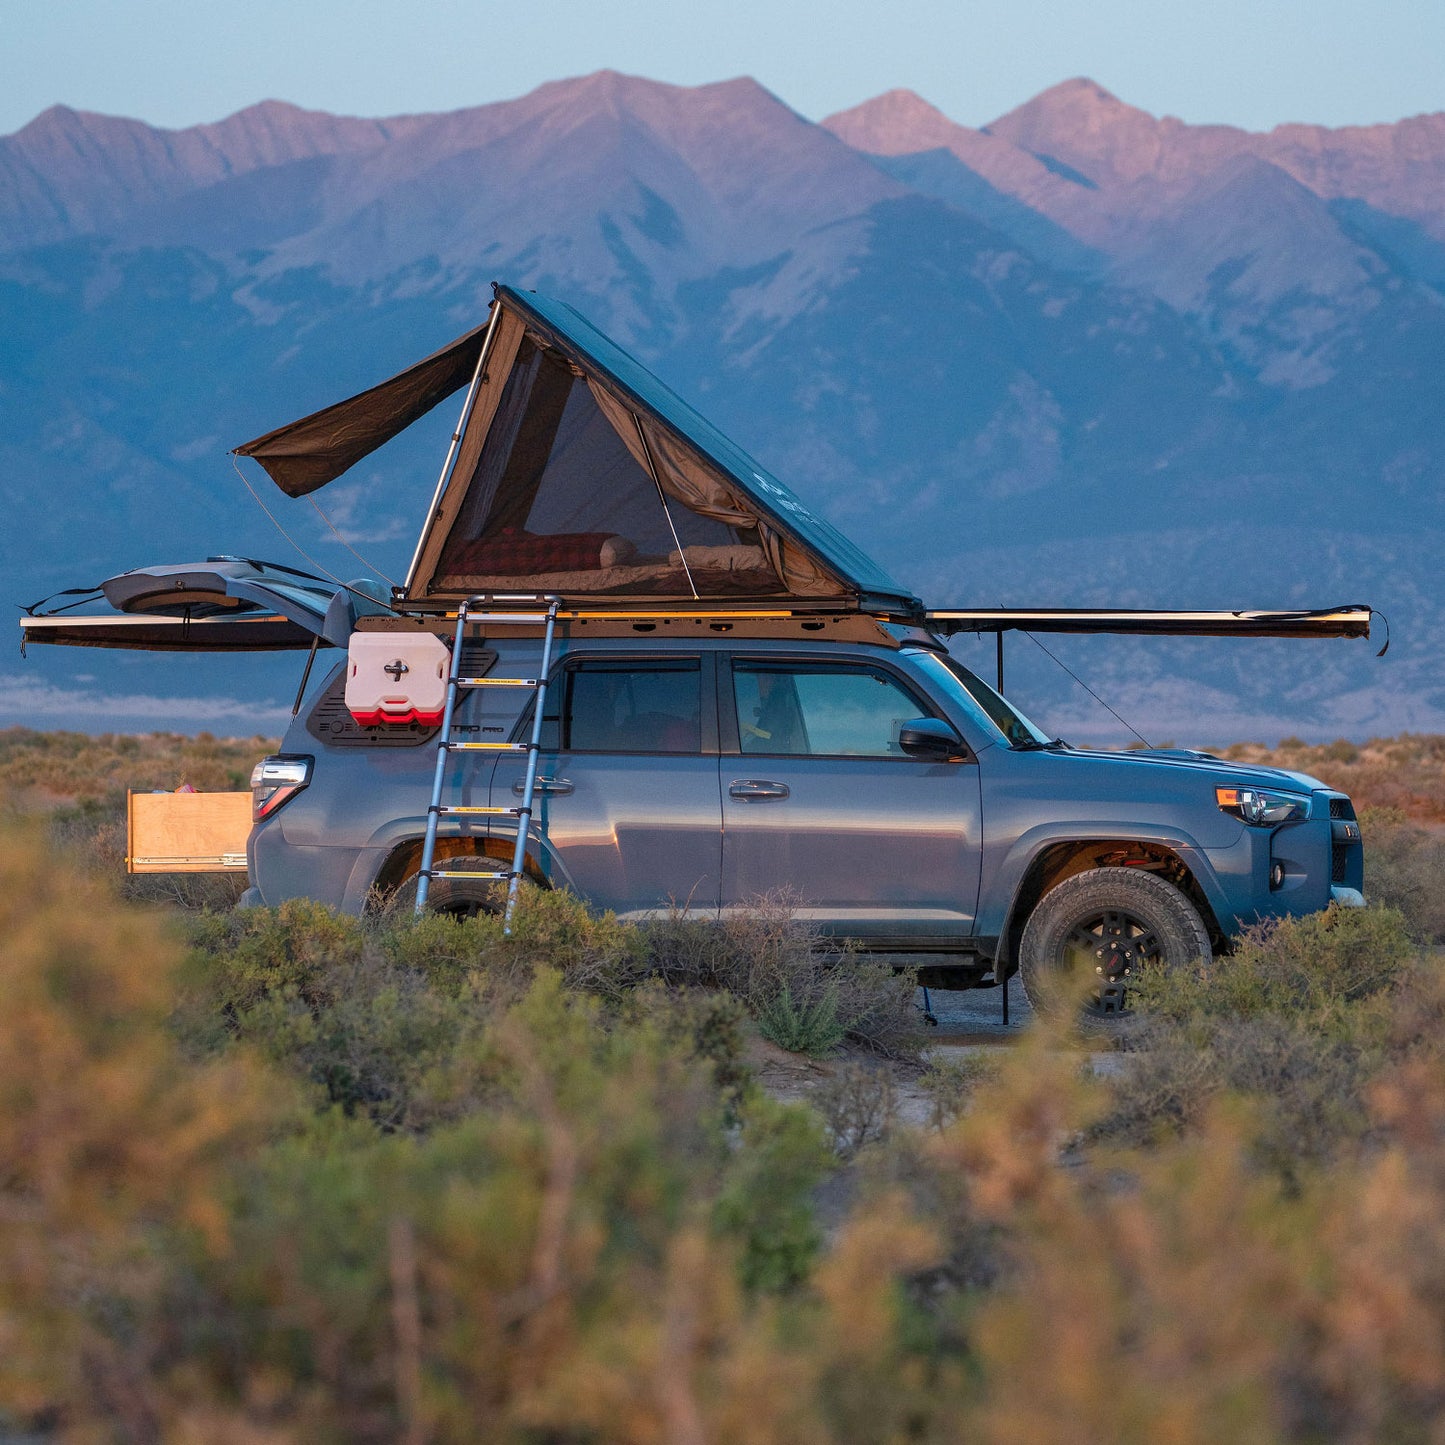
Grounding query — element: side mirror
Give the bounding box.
[897,717,970,762]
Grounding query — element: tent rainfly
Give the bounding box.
[236,285,916,612]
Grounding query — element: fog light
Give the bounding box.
[1270,861,1286,890]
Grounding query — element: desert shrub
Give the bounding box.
[713,1095,833,1292]
[1130,902,1415,1027]
[230,955,496,1130]
[644,891,823,1006]
[815,1061,899,1159]
[0,838,851,1441]
[1361,805,1445,943]
[947,1032,1445,1443]
[1099,904,1416,1172]
[644,895,924,1058]
[183,896,368,1018]
[918,1052,1001,1131]
[499,885,650,1001]
[1093,1013,1382,1183]
[619,980,752,1110]
[834,956,926,1060]
[371,906,518,992]
[17,810,1445,1440]
[0,821,278,1428]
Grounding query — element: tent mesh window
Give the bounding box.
[434,341,777,596]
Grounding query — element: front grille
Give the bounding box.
[1328,795,1359,883]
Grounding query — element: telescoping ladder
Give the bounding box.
[415,594,562,930]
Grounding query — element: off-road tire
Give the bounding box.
[1018,866,1212,1022]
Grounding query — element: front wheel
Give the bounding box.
[1018,866,1212,1021]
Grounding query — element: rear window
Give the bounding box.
[541,661,702,754]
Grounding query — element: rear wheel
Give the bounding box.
[1018,866,1211,1022]
[385,856,533,919]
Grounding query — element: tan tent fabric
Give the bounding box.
[585,380,837,597]
[234,320,492,497]
[407,310,529,592]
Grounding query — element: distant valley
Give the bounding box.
[1,73,1440,740]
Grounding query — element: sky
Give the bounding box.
[5,0,1443,137]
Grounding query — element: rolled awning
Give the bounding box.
[233,320,491,497]
[924,606,1373,640]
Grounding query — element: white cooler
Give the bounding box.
[345,630,451,726]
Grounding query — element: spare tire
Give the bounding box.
[1019,866,1212,1021]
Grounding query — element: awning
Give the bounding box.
[20,612,323,651]
[924,606,1373,639]
[20,558,392,652]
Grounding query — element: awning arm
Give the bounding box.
[924,605,1373,640]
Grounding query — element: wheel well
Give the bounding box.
[368,836,548,913]
[1001,840,1222,975]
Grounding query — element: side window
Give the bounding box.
[733,663,930,757]
[542,661,702,753]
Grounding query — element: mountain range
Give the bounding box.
[1,72,1440,740]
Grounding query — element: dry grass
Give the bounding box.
[0,726,274,806]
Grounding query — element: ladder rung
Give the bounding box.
[435,804,522,816]
[443,741,529,751]
[425,869,512,880]
[460,612,552,625]
[456,677,539,687]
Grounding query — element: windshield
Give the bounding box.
[905,649,1053,749]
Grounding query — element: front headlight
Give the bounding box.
[1216,784,1310,826]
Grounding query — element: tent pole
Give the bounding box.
[996,633,1005,695]
[633,415,699,601]
[400,305,502,596]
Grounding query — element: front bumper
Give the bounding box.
[1203,789,1363,932]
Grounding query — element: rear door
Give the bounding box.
[490,654,723,918]
[719,653,982,946]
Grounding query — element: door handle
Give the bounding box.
[729,779,790,801]
[515,776,573,796]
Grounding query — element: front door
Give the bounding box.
[491,655,722,918]
[719,655,982,947]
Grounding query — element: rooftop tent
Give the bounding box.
[235,286,918,612]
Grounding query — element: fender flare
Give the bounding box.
[987,822,1228,972]
[342,815,575,910]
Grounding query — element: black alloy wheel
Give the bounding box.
[1018,866,1213,1023]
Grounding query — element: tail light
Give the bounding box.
[250,755,313,821]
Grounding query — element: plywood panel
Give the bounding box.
[127,791,252,873]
